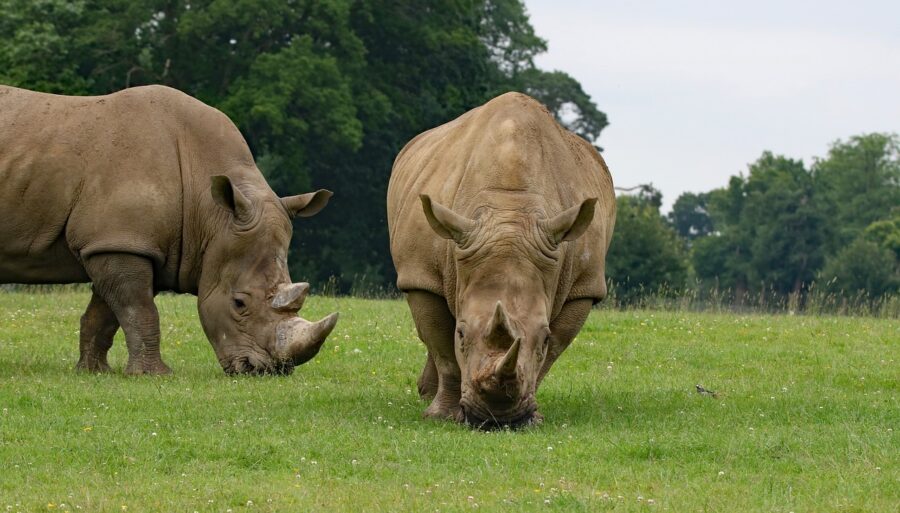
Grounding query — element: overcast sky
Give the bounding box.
[525,0,900,210]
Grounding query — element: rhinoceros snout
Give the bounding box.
[269,281,339,366]
[221,352,293,376]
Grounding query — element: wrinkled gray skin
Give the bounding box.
[387,92,615,428]
[0,85,338,375]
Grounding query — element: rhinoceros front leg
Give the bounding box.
[406,290,461,421]
[75,290,119,373]
[83,253,171,375]
[538,298,593,386]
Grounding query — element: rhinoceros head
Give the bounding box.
[421,194,596,428]
[197,175,338,375]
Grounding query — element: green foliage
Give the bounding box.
[668,191,713,241]
[672,134,900,303]
[222,36,363,192]
[0,0,605,291]
[818,237,899,297]
[813,133,900,254]
[606,192,688,303]
[0,0,92,92]
[690,233,744,291]
[690,152,826,295]
[818,213,900,297]
[863,213,900,258]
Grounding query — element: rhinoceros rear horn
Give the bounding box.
[487,301,516,346]
[275,313,339,366]
[420,194,475,245]
[281,189,333,218]
[272,282,310,312]
[541,197,598,244]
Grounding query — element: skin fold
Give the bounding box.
[0,85,337,375]
[387,92,616,428]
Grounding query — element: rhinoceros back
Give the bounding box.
[0,85,248,289]
[387,92,615,317]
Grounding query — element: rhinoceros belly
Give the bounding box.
[0,238,89,284]
[0,187,88,284]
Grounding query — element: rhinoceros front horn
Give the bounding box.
[494,337,521,379]
[488,301,520,379]
[275,313,339,366]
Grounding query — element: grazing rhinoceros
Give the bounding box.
[0,85,338,375]
[387,92,615,428]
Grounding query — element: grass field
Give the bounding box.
[0,291,897,512]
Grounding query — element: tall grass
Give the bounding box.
[601,280,900,318]
[4,278,897,317]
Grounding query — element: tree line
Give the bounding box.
[607,133,900,308]
[3,1,896,306]
[1,0,605,292]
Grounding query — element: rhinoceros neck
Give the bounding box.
[169,95,265,296]
[182,166,278,298]
[175,156,204,295]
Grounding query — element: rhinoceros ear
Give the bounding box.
[211,175,254,224]
[420,194,476,244]
[281,190,333,218]
[541,198,597,244]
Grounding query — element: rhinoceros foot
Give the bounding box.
[124,358,172,376]
[75,356,112,374]
[423,398,461,422]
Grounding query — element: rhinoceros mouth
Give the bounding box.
[459,402,539,431]
[221,354,295,376]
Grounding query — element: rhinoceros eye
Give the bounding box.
[455,325,465,341]
[233,298,247,310]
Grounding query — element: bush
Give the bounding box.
[819,237,900,297]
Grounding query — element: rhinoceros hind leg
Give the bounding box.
[84,253,172,376]
[417,352,439,400]
[75,290,119,373]
[406,290,461,421]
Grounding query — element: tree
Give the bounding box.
[0,0,608,292]
[668,192,713,241]
[691,153,826,295]
[605,190,688,303]
[813,133,900,254]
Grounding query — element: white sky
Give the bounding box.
[525,0,900,210]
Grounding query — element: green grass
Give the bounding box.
[0,292,897,512]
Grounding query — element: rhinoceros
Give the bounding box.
[0,85,338,375]
[387,92,615,428]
